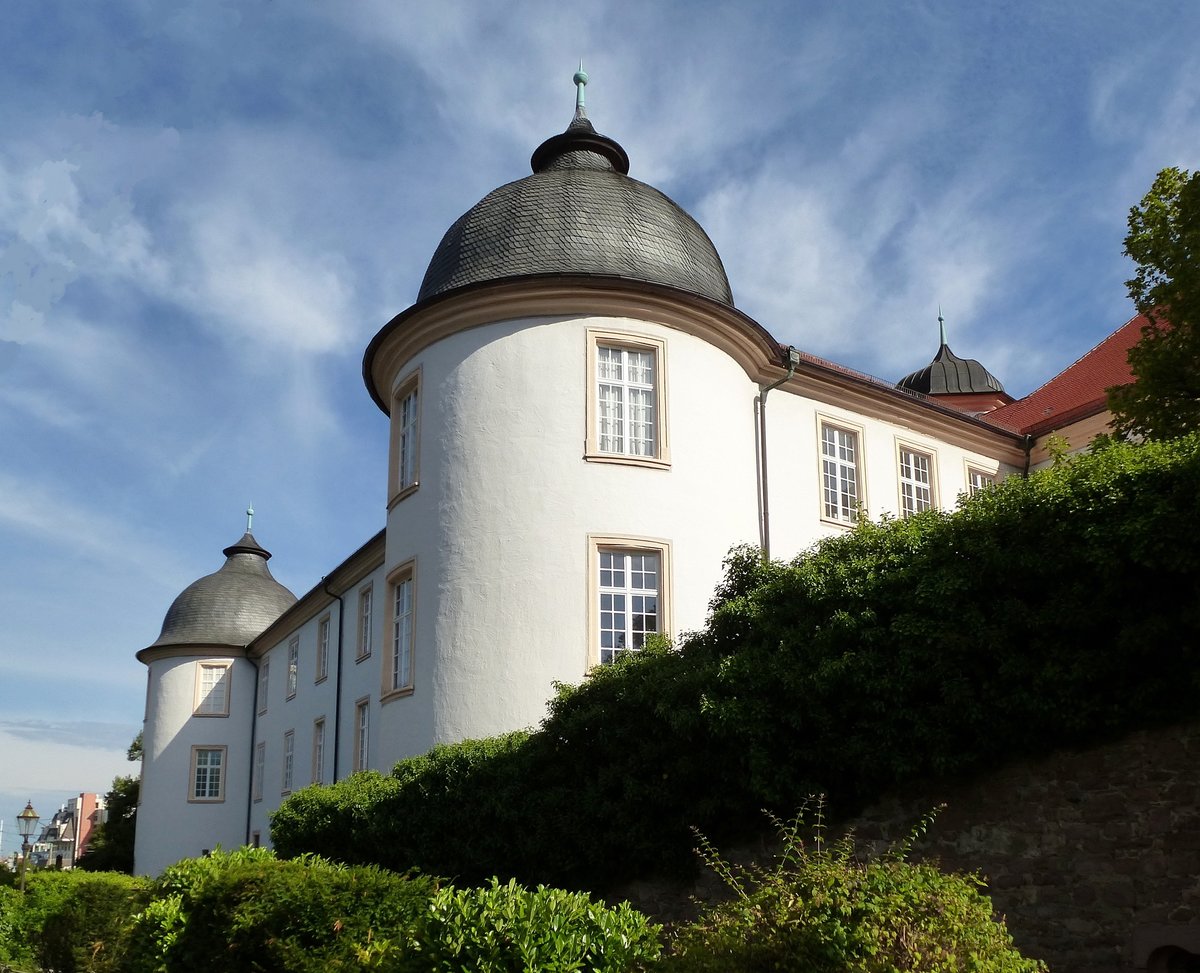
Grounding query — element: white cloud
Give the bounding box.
[179,203,355,354]
[0,471,192,587]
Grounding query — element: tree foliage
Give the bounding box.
[77,734,142,874]
[273,436,1200,893]
[1109,166,1200,439]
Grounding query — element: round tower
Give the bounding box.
[362,72,780,765]
[134,529,295,875]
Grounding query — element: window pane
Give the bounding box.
[596,345,657,458]
[597,550,660,662]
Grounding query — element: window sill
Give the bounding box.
[583,452,671,471]
[387,482,419,510]
[381,686,415,704]
[187,796,226,804]
[192,711,230,718]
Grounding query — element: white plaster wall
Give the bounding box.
[378,314,762,765]
[134,654,255,875]
[765,393,1020,561]
[246,569,393,847]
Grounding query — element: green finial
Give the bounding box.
[246,503,254,533]
[574,60,588,112]
[938,307,947,346]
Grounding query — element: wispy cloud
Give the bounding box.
[0,720,138,752]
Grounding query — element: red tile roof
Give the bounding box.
[984,313,1147,434]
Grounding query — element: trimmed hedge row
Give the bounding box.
[0,870,149,972]
[0,850,661,973]
[272,435,1200,891]
[0,828,1044,973]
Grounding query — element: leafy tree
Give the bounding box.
[1109,167,1200,439]
[76,776,138,873]
[76,734,141,873]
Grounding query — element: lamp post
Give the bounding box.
[16,801,39,893]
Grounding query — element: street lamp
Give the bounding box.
[16,801,39,893]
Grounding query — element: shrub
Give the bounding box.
[405,878,661,972]
[661,806,1045,973]
[125,848,437,973]
[0,870,149,973]
[120,848,659,973]
[272,436,1200,895]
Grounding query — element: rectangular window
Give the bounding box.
[316,616,330,683]
[398,388,418,489]
[194,662,231,717]
[586,332,669,467]
[282,731,294,794]
[354,698,370,772]
[257,658,270,714]
[899,447,934,517]
[357,586,373,660]
[821,422,861,524]
[387,564,415,696]
[253,742,265,802]
[597,345,657,456]
[389,370,421,503]
[967,467,996,496]
[286,637,299,699]
[312,718,325,785]
[590,538,671,667]
[190,747,226,802]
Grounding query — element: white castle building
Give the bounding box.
[133,72,1125,875]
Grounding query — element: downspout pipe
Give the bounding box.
[1022,433,1034,477]
[323,580,346,783]
[759,346,801,561]
[244,656,260,846]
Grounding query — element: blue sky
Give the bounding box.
[2,0,1198,857]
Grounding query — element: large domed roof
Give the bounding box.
[144,532,297,652]
[417,72,733,307]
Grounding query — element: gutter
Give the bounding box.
[323,580,347,783]
[758,346,800,561]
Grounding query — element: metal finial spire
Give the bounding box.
[246,503,254,533]
[938,306,947,346]
[573,61,588,116]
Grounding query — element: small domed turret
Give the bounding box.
[141,530,296,656]
[897,313,1011,414]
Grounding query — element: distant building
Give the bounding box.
[133,73,1137,876]
[31,793,104,869]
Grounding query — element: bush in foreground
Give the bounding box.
[125,847,437,973]
[661,807,1044,973]
[0,869,149,973]
[121,848,659,973]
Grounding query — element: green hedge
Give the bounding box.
[0,870,149,972]
[0,852,660,973]
[272,435,1200,891]
[124,848,437,973]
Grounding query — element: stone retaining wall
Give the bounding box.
[619,719,1200,972]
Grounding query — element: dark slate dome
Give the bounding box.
[897,342,1006,396]
[417,78,733,306]
[145,532,297,651]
